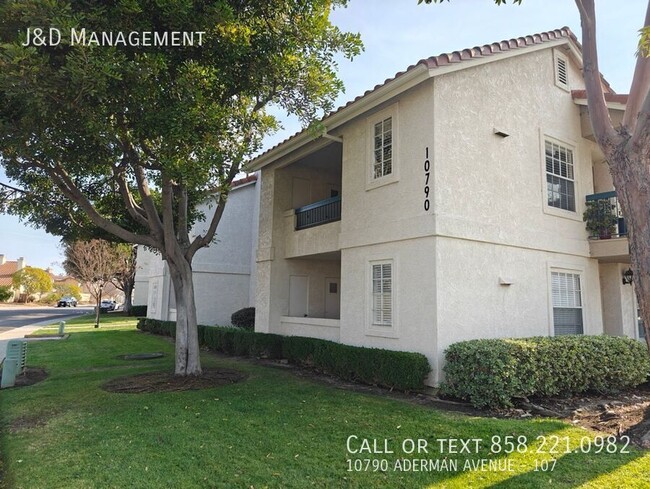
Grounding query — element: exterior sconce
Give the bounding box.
[622,268,634,285]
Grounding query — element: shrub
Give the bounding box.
[140,319,430,391]
[231,307,255,330]
[0,286,11,302]
[441,336,650,409]
[129,305,148,317]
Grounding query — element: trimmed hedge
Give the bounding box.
[441,336,650,409]
[129,305,148,317]
[137,318,430,390]
[231,307,255,330]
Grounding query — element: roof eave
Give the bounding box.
[248,63,431,171]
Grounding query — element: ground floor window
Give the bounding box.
[551,271,583,335]
[371,261,392,326]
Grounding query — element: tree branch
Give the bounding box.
[177,184,190,248]
[43,163,157,247]
[185,161,241,261]
[575,0,621,154]
[624,1,650,132]
[161,176,177,259]
[113,163,150,229]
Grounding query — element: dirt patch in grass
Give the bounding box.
[9,412,51,433]
[102,367,247,394]
[505,383,650,448]
[5,367,49,388]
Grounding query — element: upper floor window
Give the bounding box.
[545,140,575,212]
[373,117,393,179]
[367,105,399,190]
[551,271,583,335]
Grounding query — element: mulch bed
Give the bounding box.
[101,368,247,394]
[8,367,48,388]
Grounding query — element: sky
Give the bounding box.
[0,0,646,273]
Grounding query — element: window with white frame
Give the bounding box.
[371,262,392,326]
[545,139,576,212]
[551,271,583,335]
[373,116,393,179]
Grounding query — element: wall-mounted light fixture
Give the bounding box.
[622,268,634,285]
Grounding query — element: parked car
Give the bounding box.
[99,300,116,312]
[57,296,77,307]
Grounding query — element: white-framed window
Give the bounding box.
[638,308,646,340]
[554,50,569,90]
[545,139,576,212]
[373,117,393,179]
[367,105,399,190]
[371,261,392,326]
[551,271,584,335]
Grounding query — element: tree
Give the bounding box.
[112,245,137,315]
[63,239,125,328]
[0,1,361,375]
[53,283,82,301]
[421,0,650,349]
[0,286,13,302]
[12,266,53,299]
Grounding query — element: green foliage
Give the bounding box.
[230,307,255,330]
[441,336,650,408]
[0,0,362,243]
[54,283,82,301]
[139,318,430,390]
[129,305,148,317]
[0,285,12,302]
[11,266,53,296]
[583,200,618,236]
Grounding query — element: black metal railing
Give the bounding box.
[585,191,627,239]
[295,195,341,230]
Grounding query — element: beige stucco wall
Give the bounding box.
[256,42,624,385]
[145,180,259,326]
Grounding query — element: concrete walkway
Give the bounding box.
[0,317,68,365]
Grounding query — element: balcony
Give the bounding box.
[585,191,630,262]
[295,195,341,230]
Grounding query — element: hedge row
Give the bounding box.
[137,318,430,390]
[129,305,148,317]
[441,335,650,408]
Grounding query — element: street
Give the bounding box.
[0,305,91,335]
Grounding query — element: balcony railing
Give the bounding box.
[585,191,627,239]
[295,195,341,230]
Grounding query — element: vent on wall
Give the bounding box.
[555,53,569,89]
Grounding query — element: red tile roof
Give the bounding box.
[251,26,612,166]
[0,260,19,287]
[571,90,628,105]
[232,174,257,188]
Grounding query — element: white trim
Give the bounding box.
[554,49,570,92]
[366,104,399,190]
[547,263,585,336]
[280,316,340,329]
[249,38,576,171]
[366,256,398,338]
[539,130,582,221]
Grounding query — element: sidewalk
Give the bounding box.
[0,317,68,365]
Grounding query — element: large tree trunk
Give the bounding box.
[121,277,134,315]
[607,144,650,351]
[167,255,202,376]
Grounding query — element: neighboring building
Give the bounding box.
[137,174,260,326]
[0,255,26,301]
[248,27,639,385]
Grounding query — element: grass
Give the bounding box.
[1,315,649,488]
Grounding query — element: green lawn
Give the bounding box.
[1,317,649,488]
